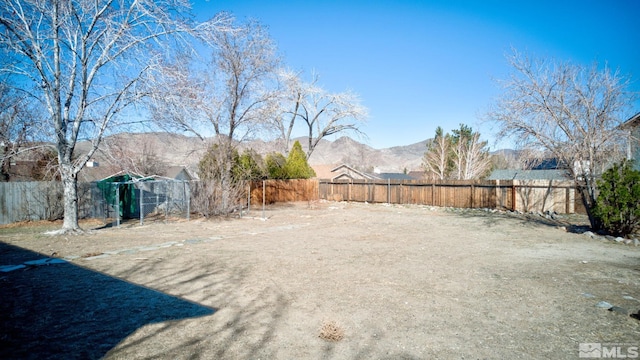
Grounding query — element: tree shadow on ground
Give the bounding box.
[100,248,289,359]
[0,242,215,360]
[452,208,590,232]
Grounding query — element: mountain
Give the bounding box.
[70,132,529,179]
[80,133,431,173]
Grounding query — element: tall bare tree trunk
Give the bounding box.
[61,166,79,231]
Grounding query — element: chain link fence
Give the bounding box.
[92,179,191,227]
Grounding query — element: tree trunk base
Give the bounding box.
[45,228,85,236]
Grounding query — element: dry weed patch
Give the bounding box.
[318,320,344,342]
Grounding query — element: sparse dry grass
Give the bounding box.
[2,202,639,359]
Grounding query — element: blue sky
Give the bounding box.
[192,0,639,149]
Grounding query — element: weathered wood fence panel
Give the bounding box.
[0,182,63,225]
[0,182,102,225]
[511,180,575,214]
[317,179,578,214]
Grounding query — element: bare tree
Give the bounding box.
[0,0,229,232]
[101,135,165,177]
[488,50,635,229]
[149,19,279,214]
[0,78,52,180]
[275,71,368,159]
[0,83,30,180]
[272,69,304,154]
[151,19,280,143]
[448,124,492,180]
[422,126,451,180]
[458,132,492,180]
[424,125,490,180]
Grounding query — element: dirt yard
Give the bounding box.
[1,201,639,359]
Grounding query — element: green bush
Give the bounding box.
[233,149,266,181]
[265,152,288,179]
[593,159,640,237]
[285,141,316,179]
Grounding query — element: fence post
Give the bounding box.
[366,179,369,202]
[155,189,160,217]
[387,178,391,204]
[262,180,266,219]
[511,182,517,212]
[431,183,435,206]
[470,183,474,209]
[186,181,190,221]
[495,180,500,209]
[139,183,143,225]
[115,184,120,228]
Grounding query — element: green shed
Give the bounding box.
[97,174,141,219]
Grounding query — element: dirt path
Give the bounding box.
[1,201,639,359]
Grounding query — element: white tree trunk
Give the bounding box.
[61,169,79,231]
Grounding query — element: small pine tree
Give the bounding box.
[265,152,288,179]
[593,159,640,237]
[285,141,316,179]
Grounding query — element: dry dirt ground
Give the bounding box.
[1,201,639,359]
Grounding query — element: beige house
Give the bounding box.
[620,112,640,171]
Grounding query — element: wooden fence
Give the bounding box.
[249,179,319,205]
[246,178,580,214]
[0,181,101,225]
[318,179,579,214]
[0,178,582,225]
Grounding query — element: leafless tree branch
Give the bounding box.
[487,50,636,228]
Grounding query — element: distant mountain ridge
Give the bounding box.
[80,133,431,173]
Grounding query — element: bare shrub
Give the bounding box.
[194,141,249,217]
[191,179,246,218]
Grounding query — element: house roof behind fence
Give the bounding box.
[376,173,414,180]
[620,112,640,130]
[487,169,572,181]
[329,164,379,181]
[162,166,194,181]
